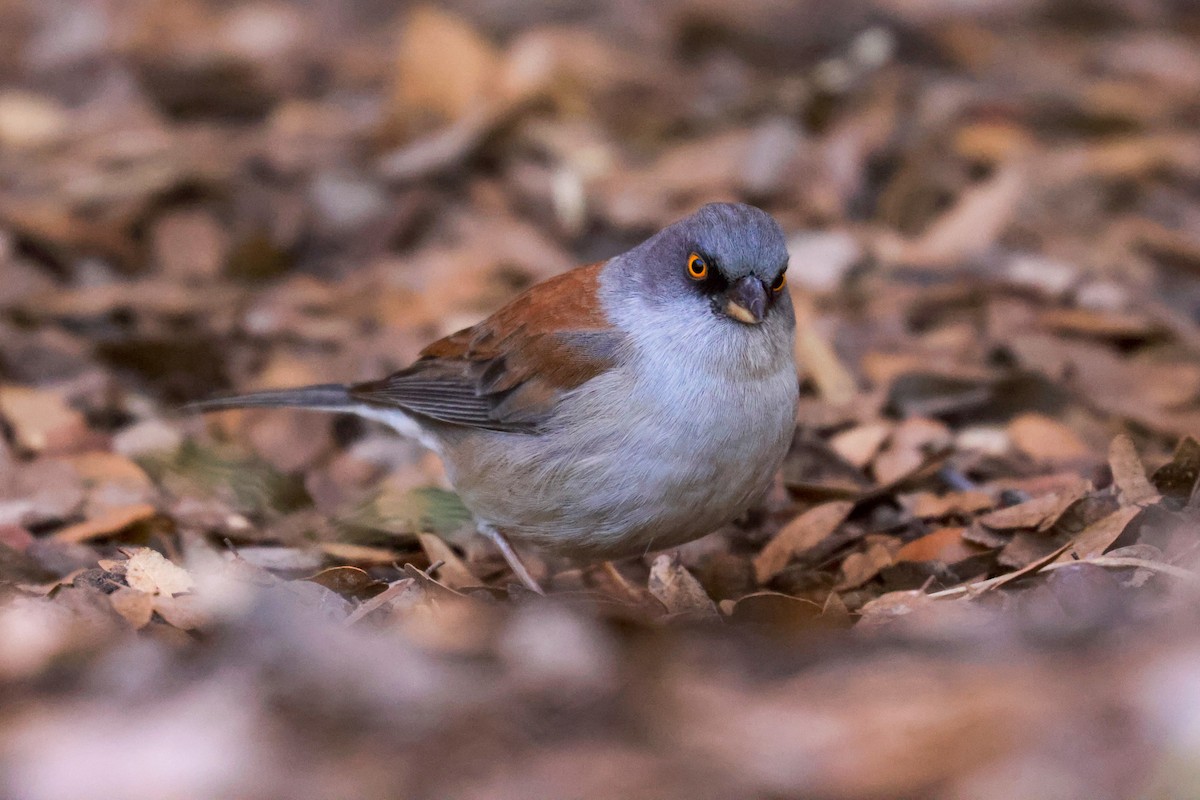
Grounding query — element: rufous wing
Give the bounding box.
[350,263,626,431]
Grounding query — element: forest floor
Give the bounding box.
[2,1,1200,797]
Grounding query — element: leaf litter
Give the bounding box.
[0,1,1199,798]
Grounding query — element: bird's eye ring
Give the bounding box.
[771,271,787,292]
[687,253,708,280]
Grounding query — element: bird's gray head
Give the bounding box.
[616,203,792,326]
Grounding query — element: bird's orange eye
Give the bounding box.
[687,253,708,280]
[771,271,787,292]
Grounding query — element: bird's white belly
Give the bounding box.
[447,355,797,558]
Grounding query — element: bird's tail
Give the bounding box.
[184,383,356,414]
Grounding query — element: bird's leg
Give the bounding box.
[478,524,544,595]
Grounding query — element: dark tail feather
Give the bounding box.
[184,383,356,414]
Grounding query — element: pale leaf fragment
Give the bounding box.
[125,548,195,597]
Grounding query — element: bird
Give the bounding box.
[189,202,799,592]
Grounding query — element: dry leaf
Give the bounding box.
[152,593,210,630]
[108,586,154,629]
[1108,434,1160,507]
[900,491,994,519]
[895,527,984,564]
[51,503,157,544]
[418,532,478,589]
[306,566,387,600]
[1054,506,1143,563]
[1008,413,1091,463]
[836,542,894,591]
[0,385,89,453]
[978,485,1089,531]
[125,548,194,597]
[392,6,500,127]
[829,422,893,469]
[754,501,854,584]
[873,417,952,486]
[648,555,717,618]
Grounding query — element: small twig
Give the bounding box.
[1040,557,1200,585]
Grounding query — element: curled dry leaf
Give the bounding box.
[1108,434,1160,507]
[124,548,194,597]
[754,500,855,584]
[306,566,387,601]
[648,555,718,618]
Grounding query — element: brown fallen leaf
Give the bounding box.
[754,501,855,584]
[977,484,1089,531]
[793,293,857,405]
[418,532,478,589]
[306,566,387,601]
[895,527,985,564]
[316,542,403,566]
[124,548,195,597]
[872,417,952,486]
[152,593,210,630]
[108,586,154,629]
[1108,434,1160,507]
[828,422,893,469]
[50,503,157,544]
[648,554,718,618]
[1007,413,1091,464]
[1151,437,1200,504]
[836,541,894,591]
[857,588,936,626]
[1053,506,1143,563]
[0,385,90,453]
[900,491,995,519]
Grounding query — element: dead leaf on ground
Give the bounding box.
[828,422,893,469]
[0,385,90,453]
[1151,437,1200,504]
[124,548,195,596]
[1054,505,1143,563]
[306,566,387,600]
[895,527,985,564]
[754,501,855,584]
[1109,434,1160,507]
[1008,413,1091,464]
[836,540,895,591]
[900,491,995,519]
[418,532,478,589]
[108,586,154,629]
[978,484,1090,531]
[50,503,158,544]
[648,555,718,618]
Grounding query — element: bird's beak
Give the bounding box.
[724,276,768,325]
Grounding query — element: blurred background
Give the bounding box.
[2,0,1200,798]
